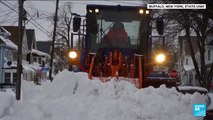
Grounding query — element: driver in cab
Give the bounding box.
[106,22,128,42]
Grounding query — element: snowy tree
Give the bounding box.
[56,2,73,49]
[51,2,74,71]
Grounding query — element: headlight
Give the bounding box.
[95,8,99,13]
[139,9,144,14]
[155,53,166,63]
[145,10,149,14]
[68,51,77,59]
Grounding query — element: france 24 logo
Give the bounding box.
[193,104,206,116]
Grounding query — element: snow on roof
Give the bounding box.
[30,49,50,58]
[0,26,11,36]
[0,35,17,50]
[183,65,194,71]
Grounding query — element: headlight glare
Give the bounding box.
[155,53,166,63]
[69,51,77,59]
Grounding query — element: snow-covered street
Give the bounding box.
[0,70,207,120]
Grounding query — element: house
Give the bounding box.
[26,29,50,66]
[0,26,17,83]
[2,26,50,83]
[36,41,53,70]
[178,35,213,86]
[27,29,37,53]
[206,31,213,67]
[2,26,28,61]
[37,41,59,75]
[24,29,50,83]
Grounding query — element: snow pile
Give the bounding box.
[0,70,207,120]
[0,92,15,118]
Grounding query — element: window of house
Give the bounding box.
[208,50,211,61]
[33,57,37,62]
[181,60,183,66]
[5,73,11,83]
[186,58,188,65]
[13,73,17,83]
[189,73,193,85]
[38,57,42,64]
[207,36,213,43]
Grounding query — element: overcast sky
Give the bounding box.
[0,0,144,41]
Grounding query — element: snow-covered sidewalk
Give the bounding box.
[0,70,207,120]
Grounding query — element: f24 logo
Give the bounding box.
[193,104,206,117]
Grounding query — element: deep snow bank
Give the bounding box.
[39,70,206,120]
[0,92,15,118]
[0,69,206,120]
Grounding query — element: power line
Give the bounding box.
[23,2,54,36]
[1,1,52,21]
[0,8,15,12]
[0,0,52,36]
[0,11,16,18]
[25,1,53,15]
[24,2,53,21]
[0,2,17,24]
[0,1,17,23]
[4,0,50,15]
[26,1,37,14]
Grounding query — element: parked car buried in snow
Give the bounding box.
[177,86,208,95]
[177,86,213,119]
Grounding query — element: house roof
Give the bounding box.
[26,29,36,50]
[0,35,17,50]
[30,49,50,58]
[0,26,11,36]
[2,26,25,46]
[37,41,51,54]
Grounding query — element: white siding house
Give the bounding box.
[0,26,17,83]
[178,35,213,86]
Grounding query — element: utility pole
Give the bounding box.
[16,0,24,100]
[49,0,59,81]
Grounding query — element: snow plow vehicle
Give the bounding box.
[68,4,179,88]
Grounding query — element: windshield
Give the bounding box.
[89,9,146,52]
[97,20,141,45]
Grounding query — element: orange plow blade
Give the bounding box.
[87,51,144,89]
